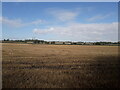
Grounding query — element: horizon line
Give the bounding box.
[1,39,119,42]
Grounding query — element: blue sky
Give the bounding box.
[0,2,2,40]
[2,2,118,42]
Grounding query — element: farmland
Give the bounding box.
[2,43,120,88]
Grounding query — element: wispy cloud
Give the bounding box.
[0,17,2,23]
[2,17,24,27]
[47,8,79,22]
[1,17,44,28]
[31,19,43,25]
[87,13,114,22]
[33,22,118,41]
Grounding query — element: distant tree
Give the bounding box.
[3,39,6,41]
[51,41,55,44]
[6,39,9,41]
[95,42,101,45]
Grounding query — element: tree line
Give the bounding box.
[1,39,120,46]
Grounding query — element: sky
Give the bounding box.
[2,0,120,2]
[0,2,2,40]
[2,2,118,42]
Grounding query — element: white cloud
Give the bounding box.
[2,17,44,28]
[33,22,118,41]
[31,19,43,25]
[87,13,114,22]
[2,17,24,27]
[0,17,2,23]
[47,8,79,22]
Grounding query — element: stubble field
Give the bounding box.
[2,43,120,88]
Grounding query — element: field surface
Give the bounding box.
[2,43,120,88]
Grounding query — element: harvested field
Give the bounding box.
[2,43,120,88]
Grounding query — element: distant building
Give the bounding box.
[25,39,44,44]
[64,42,71,45]
[85,42,93,45]
[55,41,64,45]
[26,41,34,44]
[76,42,84,45]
